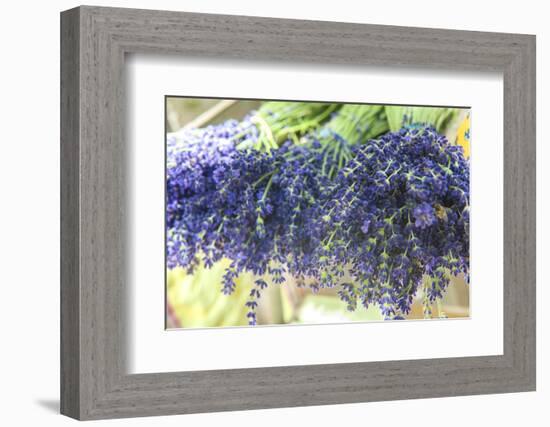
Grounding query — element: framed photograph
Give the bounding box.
[61,6,536,420]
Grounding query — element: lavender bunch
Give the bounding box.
[167,105,469,324]
[301,127,469,318]
[168,139,339,325]
[166,123,244,270]
[167,101,340,271]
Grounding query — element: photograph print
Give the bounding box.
[165,98,471,329]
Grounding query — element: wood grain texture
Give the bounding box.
[60,5,536,420]
[60,7,80,419]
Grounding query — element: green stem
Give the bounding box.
[261,174,274,201]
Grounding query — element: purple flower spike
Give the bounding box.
[413,202,436,229]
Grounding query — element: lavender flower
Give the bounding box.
[167,116,470,323]
[413,202,436,229]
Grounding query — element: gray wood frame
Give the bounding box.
[60,5,536,420]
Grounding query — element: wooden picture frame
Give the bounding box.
[60,5,536,420]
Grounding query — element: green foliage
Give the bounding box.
[385,106,459,134]
[253,101,341,149]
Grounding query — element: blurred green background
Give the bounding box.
[166,98,261,131]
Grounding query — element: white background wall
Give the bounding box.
[0,0,546,425]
